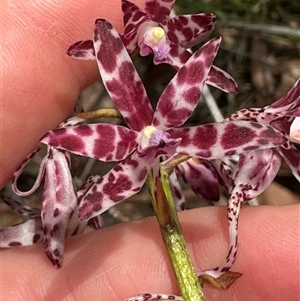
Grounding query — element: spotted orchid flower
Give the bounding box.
[1,117,104,267]
[228,77,300,182]
[42,19,286,222]
[6,146,77,267]
[67,0,237,94]
[196,78,300,280]
[197,149,281,281]
[0,188,104,266]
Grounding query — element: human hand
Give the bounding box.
[1,0,142,188]
[1,205,299,301]
[1,1,299,300]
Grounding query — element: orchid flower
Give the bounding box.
[7,146,77,267]
[0,189,104,265]
[67,0,237,94]
[197,149,281,281]
[41,19,286,222]
[1,117,103,267]
[197,78,300,280]
[228,77,300,182]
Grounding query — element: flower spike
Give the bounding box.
[45,21,289,227]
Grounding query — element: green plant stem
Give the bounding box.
[147,168,205,301]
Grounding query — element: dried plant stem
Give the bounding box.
[147,168,205,301]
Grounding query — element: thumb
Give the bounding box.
[1,0,144,187]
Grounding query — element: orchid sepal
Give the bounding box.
[169,121,286,160]
[0,217,43,248]
[41,124,139,162]
[78,153,149,220]
[153,37,222,129]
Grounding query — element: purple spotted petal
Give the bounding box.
[206,65,238,94]
[42,149,78,268]
[278,145,300,182]
[229,79,300,123]
[77,175,103,205]
[233,149,281,199]
[176,158,220,202]
[122,0,151,52]
[69,176,105,233]
[1,195,40,218]
[285,107,300,117]
[11,146,46,197]
[270,77,300,110]
[79,153,149,220]
[211,157,237,191]
[200,149,281,278]
[124,293,183,301]
[168,45,238,94]
[0,217,43,248]
[164,13,216,48]
[169,44,192,69]
[67,39,95,59]
[153,37,221,129]
[199,186,243,279]
[93,19,154,131]
[169,121,286,159]
[41,124,138,162]
[144,0,175,23]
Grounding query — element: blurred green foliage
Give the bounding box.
[175,0,300,25]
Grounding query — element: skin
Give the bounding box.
[1,0,299,300]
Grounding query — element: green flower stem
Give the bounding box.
[147,166,205,301]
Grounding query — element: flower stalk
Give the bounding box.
[76,108,122,120]
[147,166,205,301]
